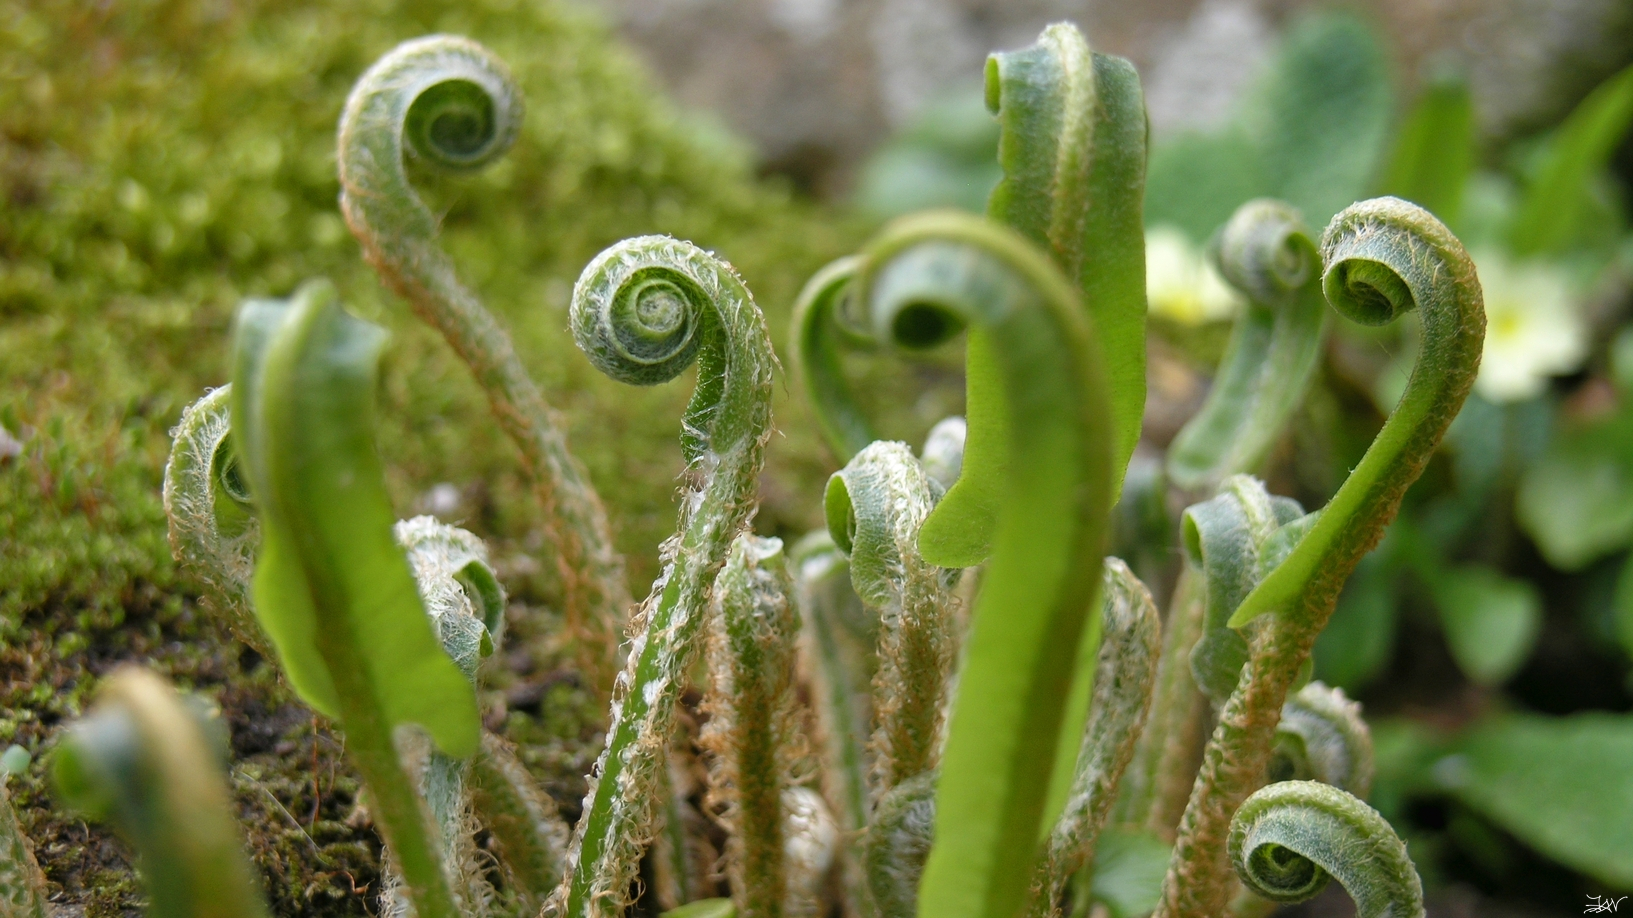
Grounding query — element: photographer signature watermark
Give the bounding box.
[1587,895,1630,913]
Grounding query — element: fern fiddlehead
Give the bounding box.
[1271,682,1373,795]
[166,387,561,916]
[383,516,514,918]
[865,770,937,918]
[1166,200,1329,494]
[162,386,266,654]
[1122,201,1329,838]
[791,22,1144,511]
[338,36,631,680]
[53,667,272,918]
[1228,781,1422,918]
[826,441,960,795]
[1156,198,1483,918]
[1184,476,1308,707]
[701,534,805,918]
[835,210,1112,918]
[1026,559,1160,918]
[789,531,874,917]
[232,280,479,918]
[554,236,776,918]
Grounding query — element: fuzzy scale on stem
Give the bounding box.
[470,734,571,916]
[1027,559,1160,918]
[553,236,776,918]
[337,35,631,684]
[827,441,960,796]
[162,385,267,656]
[701,534,804,918]
[1156,197,1483,918]
[790,531,875,918]
[1228,781,1422,917]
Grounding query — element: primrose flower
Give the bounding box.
[1145,225,1243,324]
[1472,250,1585,403]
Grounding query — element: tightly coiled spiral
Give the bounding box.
[571,235,776,462]
[557,235,776,918]
[1228,781,1423,917]
[1216,199,1317,302]
[339,36,631,688]
[1158,198,1482,918]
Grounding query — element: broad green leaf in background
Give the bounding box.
[1378,68,1475,229]
[1434,713,1633,888]
[1144,131,1263,243]
[1609,555,1633,663]
[1088,828,1170,918]
[660,899,735,918]
[1146,12,1394,242]
[1246,13,1395,229]
[1508,62,1633,258]
[1516,412,1633,571]
[1313,550,1400,691]
[1428,566,1541,686]
[856,90,1003,218]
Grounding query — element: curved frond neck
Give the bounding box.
[1157,197,1483,918]
[835,210,1113,918]
[338,35,630,683]
[557,235,777,918]
[1166,200,1330,493]
[1229,781,1423,918]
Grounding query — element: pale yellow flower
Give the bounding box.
[1145,225,1243,324]
[1473,250,1586,403]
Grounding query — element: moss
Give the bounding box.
[0,0,864,911]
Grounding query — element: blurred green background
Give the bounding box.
[2,0,1631,915]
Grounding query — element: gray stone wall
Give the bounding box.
[590,0,1632,196]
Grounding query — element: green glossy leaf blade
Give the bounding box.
[1509,62,1633,256]
[1378,70,1475,227]
[1516,419,1633,571]
[919,328,1007,567]
[1429,566,1540,686]
[1440,713,1633,888]
[985,28,1147,497]
[232,282,478,757]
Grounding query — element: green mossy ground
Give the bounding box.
[0,0,872,912]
